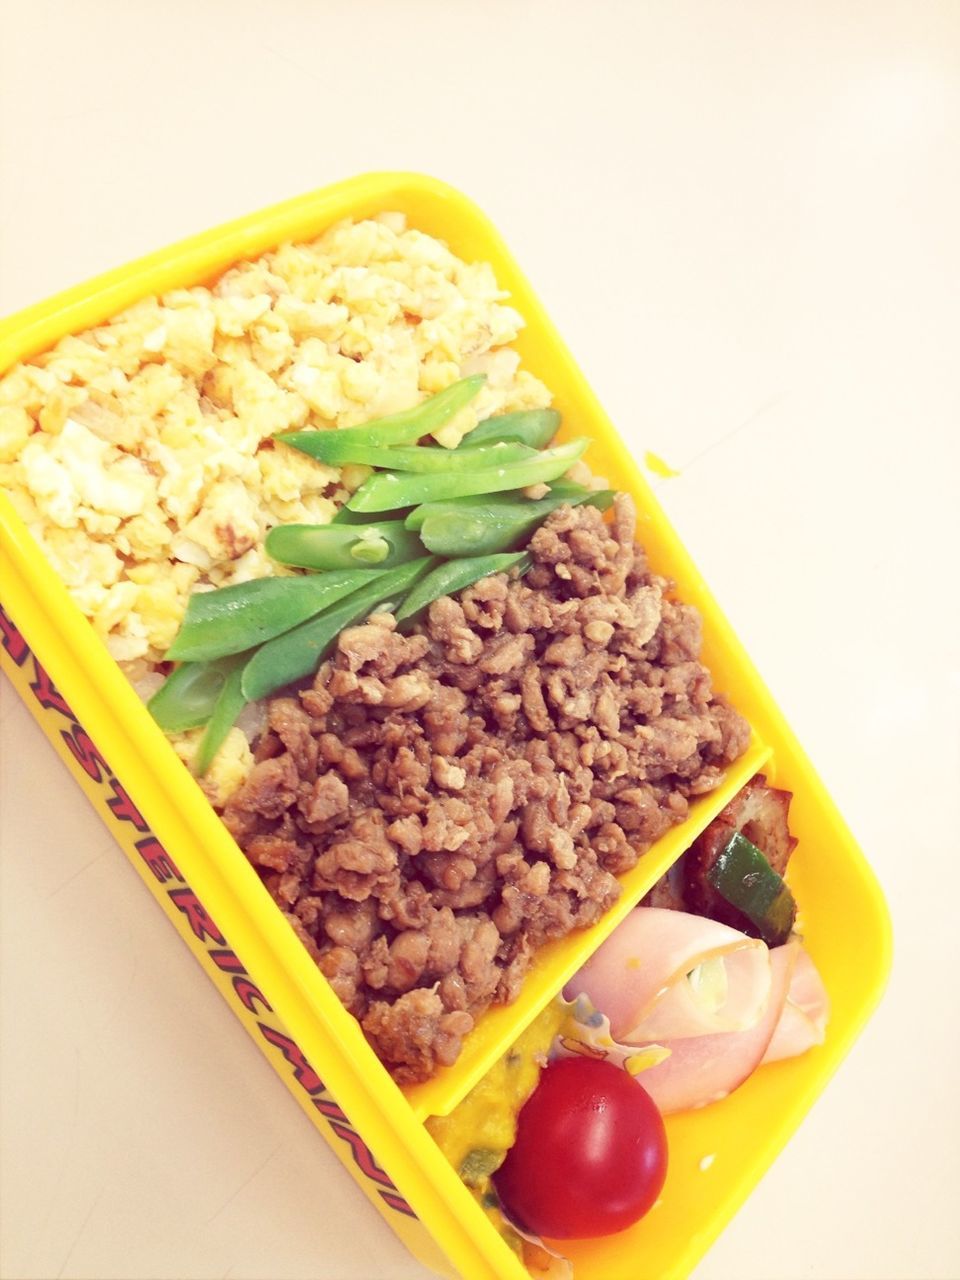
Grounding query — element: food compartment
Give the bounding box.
[405,736,771,1119]
[420,744,888,1280]
[552,743,888,1280]
[0,173,890,1280]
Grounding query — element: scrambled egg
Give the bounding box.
[426,999,567,1263]
[0,213,550,796]
[171,726,255,809]
[427,1001,566,1177]
[0,214,549,664]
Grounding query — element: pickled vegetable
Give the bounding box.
[706,831,797,947]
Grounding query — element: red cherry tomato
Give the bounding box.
[493,1056,668,1239]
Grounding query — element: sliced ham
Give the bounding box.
[564,907,771,1042]
[561,905,831,1115]
[762,946,830,1064]
[623,937,800,1114]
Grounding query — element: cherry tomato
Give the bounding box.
[493,1056,668,1239]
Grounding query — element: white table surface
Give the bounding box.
[2,3,958,1278]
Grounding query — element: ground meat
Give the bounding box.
[220,495,750,1082]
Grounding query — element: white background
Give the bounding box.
[1,2,958,1278]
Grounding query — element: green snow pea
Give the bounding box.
[193,662,248,776]
[459,409,560,451]
[164,571,386,663]
[148,651,250,734]
[346,438,589,513]
[394,553,530,626]
[418,488,615,557]
[278,436,533,473]
[273,374,485,461]
[265,521,424,571]
[402,482,591,530]
[331,504,410,525]
[541,476,600,498]
[241,557,436,702]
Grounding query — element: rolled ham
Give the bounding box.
[625,937,800,1113]
[761,946,830,1064]
[562,907,830,1114]
[564,907,772,1042]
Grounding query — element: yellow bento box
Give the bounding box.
[0,172,891,1280]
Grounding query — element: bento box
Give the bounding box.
[0,172,891,1280]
